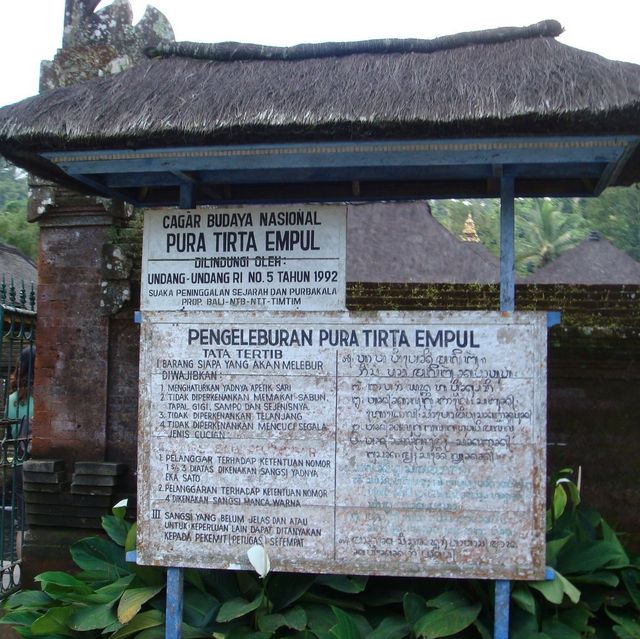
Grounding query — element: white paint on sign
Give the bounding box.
[141,205,346,311]
[137,311,546,580]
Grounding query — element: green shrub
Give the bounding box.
[2,473,639,638]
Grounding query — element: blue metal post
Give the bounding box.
[499,175,515,312]
[166,567,184,639]
[179,183,195,210]
[494,580,511,639]
[495,173,516,639]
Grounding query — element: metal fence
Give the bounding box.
[0,278,36,597]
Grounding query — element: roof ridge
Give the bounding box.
[145,19,563,62]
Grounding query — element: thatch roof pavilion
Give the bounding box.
[348,202,499,283]
[525,232,640,284]
[0,19,639,207]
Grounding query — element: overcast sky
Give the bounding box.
[1,0,639,108]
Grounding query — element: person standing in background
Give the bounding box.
[6,346,35,438]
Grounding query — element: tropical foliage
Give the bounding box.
[431,187,640,275]
[515,199,584,273]
[2,475,639,638]
[0,159,37,260]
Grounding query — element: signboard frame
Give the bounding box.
[140,205,347,312]
[137,310,547,581]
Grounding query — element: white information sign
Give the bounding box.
[141,205,346,311]
[137,311,546,580]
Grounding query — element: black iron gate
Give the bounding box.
[0,279,36,597]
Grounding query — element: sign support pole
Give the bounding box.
[166,567,184,639]
[494,173,515,639]
[163,195,194,639]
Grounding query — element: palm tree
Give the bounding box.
[516,199,584,273]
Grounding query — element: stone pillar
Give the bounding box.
[19,0,174,584]
[29,185,127,465]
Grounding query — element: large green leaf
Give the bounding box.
[425,591,469,611]
[216,593,263,623]
[511,584,537,616]
[124,522,137,553]
[546,536,573,566]
[117,585,164,623]
[305,603,339,636]
[554,570,581,604]
[601,520,631,567]
[104,618,124,633]
[317,575,368,594]
[557,540,627,575]
[91,574,136,603]
[102,514,130,547]
[622,568,640,610]
[257,612,287,633]
[256,607,307,633]
[541,618,583,639]
[30,606,75,636]
[35,572,92,593]
[558,608,594,635]
[606,608,640,639]
[571,571,619,587]
[0,609,41,627]
[366,615,410,639]
[70,536,129,577]
[330,606,363,639]
[402,592,426,628]
[4,590,53,609]
[267,572,316,610]
[529,576,566,604]
[182,588,220,628]
[110,609,164,639]
[414,603,481,639]
[111,500,129,520]
[529,569,580,606]
[552,483,568,523]
[283,606,308,630]
[68,602,117,631]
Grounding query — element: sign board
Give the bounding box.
[137,311,546,580]
[141,205,346,312]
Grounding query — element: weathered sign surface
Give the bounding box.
[137,311,546,580]
[141,205,346,311]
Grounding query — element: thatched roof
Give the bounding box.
[1,19,640,188]
[0,243,37,297]
[525,233,640,284]
[347,202,499,283]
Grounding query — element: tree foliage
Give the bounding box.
[431,186,640,275]
[0,159,27,209]
[582,186,640,261]
[0,159,38,260]
[515,199,584,273]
